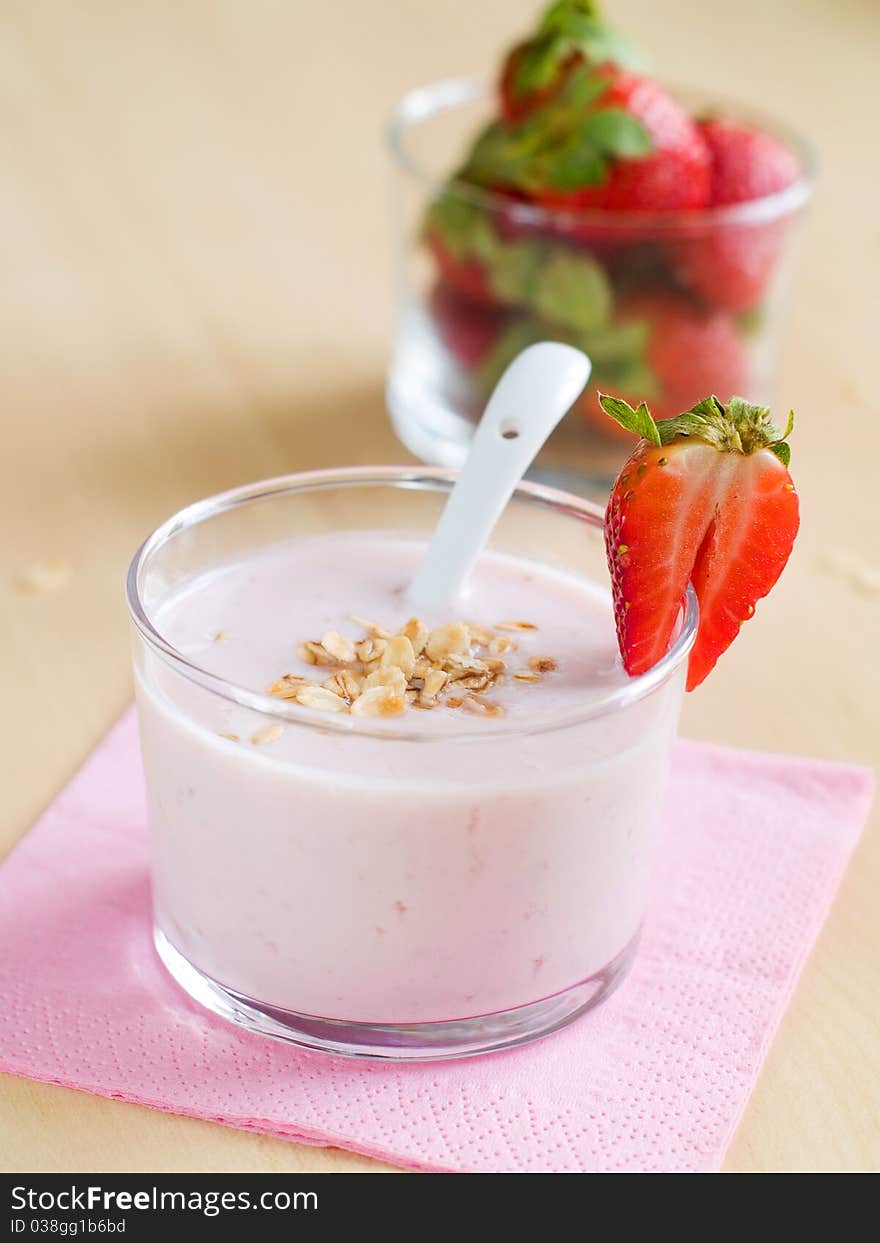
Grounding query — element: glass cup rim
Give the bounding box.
[386,76,816,232]
[126,465,698,742]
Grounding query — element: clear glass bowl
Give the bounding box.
[127,467,696,1060]
[386,79,814,494]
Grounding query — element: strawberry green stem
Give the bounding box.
[598,394,795,463]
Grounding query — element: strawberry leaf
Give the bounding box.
[766,409,794,466]
[551,144,608,189]
[539,0,602,29]
[539,1,647,71]
[656,412,720,444]
[725,396,793,453]
[598,394,661,445]
[488,239,545,304]
[656,397,726,446]
[650,395,796,457]
[463,121,541,192]
[463,64,651,196]
[532,249,612,332]
[512,32,569,99]
[422,193,498,264]
[560,63,610,111]
[579,319,650,367]
[584,108,653,158]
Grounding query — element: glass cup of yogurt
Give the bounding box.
[127,466,697,1060]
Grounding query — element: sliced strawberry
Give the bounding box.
[601,394,798,690]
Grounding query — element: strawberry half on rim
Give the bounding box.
[601,393,799,691]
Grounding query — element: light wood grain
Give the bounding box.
[0,0,877,1173]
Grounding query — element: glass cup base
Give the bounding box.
[154,926,639,1062]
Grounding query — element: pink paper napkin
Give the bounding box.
[0,710,872,1172]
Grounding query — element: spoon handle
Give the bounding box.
[407,342,591,613]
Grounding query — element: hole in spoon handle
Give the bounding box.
[406,342,591,613]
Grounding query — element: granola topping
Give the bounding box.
[267,616,556,719]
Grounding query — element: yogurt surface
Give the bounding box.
[155,530,629,729]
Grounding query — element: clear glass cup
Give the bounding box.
[386,79,814,494]
[127,467,697,1060]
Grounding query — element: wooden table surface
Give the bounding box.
[1,0,878,1173]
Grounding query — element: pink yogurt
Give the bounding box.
[135,531,685,1027]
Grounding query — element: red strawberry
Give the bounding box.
[601,394,799,689]
[538,68,710,212]
[580,294,747,442]
[672,119,802,312]
[701,118,801,206]
[429,282,507,368]
[467,64,710,214]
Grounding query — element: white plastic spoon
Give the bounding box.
[407,342,591,613]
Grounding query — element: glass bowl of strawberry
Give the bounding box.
[386,1,814,491]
